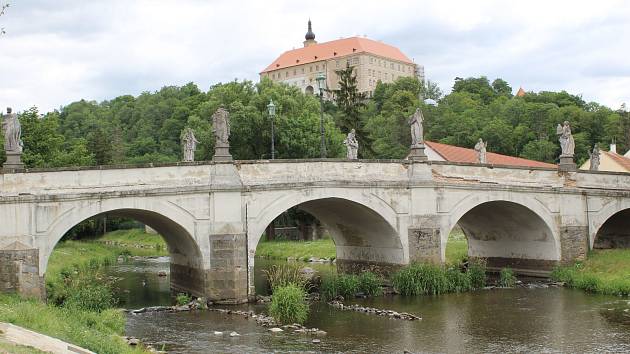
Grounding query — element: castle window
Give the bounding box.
[294,69,297,75]
[301,68,305,74]
[315,64,319,71]
[310,66,313,72]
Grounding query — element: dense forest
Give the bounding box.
[2,75,629,168]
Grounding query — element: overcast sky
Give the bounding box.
[1,0,630,113]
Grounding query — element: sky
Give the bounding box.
[1,0,630,113]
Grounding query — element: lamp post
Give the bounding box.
[267,99,276,159]
[316,72,327,158]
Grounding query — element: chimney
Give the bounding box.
[610,143,617,154]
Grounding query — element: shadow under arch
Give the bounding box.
[593,208,630,249]
[44,205,205,296]
[446,199,559,274]
[249,193,404,276]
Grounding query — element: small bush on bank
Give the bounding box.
[64,282,117,312]
[498,267,517,287]
[269,284,309,324]
[175,293,191,306]
[467,258,487,289]
[263,264,309,292]
[445,266,472,292]
[358,272,383,296]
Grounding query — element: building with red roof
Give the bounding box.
[260,20,423,97]
[425,141,556,168]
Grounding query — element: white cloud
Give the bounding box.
[1,0,629,112]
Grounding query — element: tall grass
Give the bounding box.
[498,267,517,287]
[393,260,487,296]
[263,264,310,292]
[268,284,309,324]
[321,272,383,300]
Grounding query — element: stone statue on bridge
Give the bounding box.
[2,107,22,153]
[212,106,232,161]
[408,108,424,147]
[181,127,199,162]
[557,121,575,157]
[343,129,358,160]
[2,107,24,170]
[474,138,487,164]
[557,121,577,171]
[589,144,600,171]
[407,108,428,161]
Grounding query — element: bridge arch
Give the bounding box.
[445,193,560,272]
[43,198,205,295]
[591,200,630,249]
[248,188,404,272]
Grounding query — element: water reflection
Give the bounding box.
[110,257,630,353]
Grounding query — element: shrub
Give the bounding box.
[392,263,448,296]
[64,282,117,312]
[321,274,360,300]
[269,284,309,324]
[175,293,191,306]
[263,264,309,292]
[358,272,383,296]
[467,258,487,289]
[498,267,517,287]
[445,266,472,292]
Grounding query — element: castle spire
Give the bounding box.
[303,19,317,47]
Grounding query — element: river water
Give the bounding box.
[111,257,630,353]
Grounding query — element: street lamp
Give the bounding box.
[316,72,327,158]
[267,99,276,159]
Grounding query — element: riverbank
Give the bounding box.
[0,294,145,354]
[256,233,468,264]
[0,229,166,354]
[552,249,630,296]
[256,238,336,261]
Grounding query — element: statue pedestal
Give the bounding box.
[558,155,576,172]
[2,151,24,171]
[213,146,232,162]
[409,144,428,161]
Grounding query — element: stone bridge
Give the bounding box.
[1,160,629,302]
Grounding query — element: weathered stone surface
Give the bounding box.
[408,227,441,263]
[560,226,588,264]
[0,247,44,299]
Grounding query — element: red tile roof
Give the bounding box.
[425,141,557,168]
[602,150,630,172]
[516,87,526,97]
[261,37,414,73]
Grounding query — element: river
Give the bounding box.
[110,257,630,353]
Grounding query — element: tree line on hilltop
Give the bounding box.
[2,72,629,168]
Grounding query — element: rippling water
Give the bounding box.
[111,258,630,353]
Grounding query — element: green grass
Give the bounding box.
[499,267,517,287]
[445,230,468,264]
[97,229,168,256]
[0,294,146,354]
[552,249,630,296]
[256,238,336,261]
